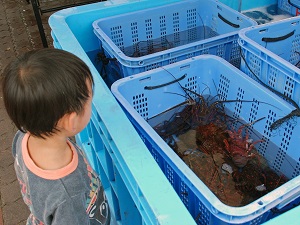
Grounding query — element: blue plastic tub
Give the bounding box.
[111,54,300,225]
[92,0,256,82]
[49,1,196,225]
[239,17,300,108]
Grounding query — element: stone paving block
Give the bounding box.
[0,31,10,38]
[17,220,27,225]
[0,210,3,225]
[14,38,31,47]
[15,23,26,31]
[0,112,14,128]
[0,19,8,27]
[0,12,5,19]
[4,0,19,8]
[0,147,14,168]
[0,143,14,155]
[0,179,21,206]
[0,37,13,45]
[0,57,15,72]
[5,13,21,24]
[0,58,15,73]
[27,24,40,33]
[1,43,14,52]
[2,198,29,225]
[0,164,15,187]
[0,22,9,29]
[10,21,25,29]
[15,46,32,54]
[25,14,37,23]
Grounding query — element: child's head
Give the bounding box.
[2,48,94,138]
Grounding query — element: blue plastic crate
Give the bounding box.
[239,17,300,108]
[49,1,197,225]
[92,0,256,81]
[111,54,300,225]
[219,0,299,15]
[278,0,300,15]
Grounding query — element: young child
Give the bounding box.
[2,49,110,225]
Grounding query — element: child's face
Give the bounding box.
[75,80,93,134]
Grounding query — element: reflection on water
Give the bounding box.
[243,4,292,24]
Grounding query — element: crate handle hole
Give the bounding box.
[180,64,191,70]
[139,61,145,66]
[259,29,267,34]
[257,201,264,205]
[291,21,299,26]
[139,76,151,82]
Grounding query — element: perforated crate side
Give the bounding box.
[239,17,300,108]
[93,0,256,78]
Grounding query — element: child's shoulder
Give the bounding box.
[12,130,26,158]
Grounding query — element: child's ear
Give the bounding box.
[58,112,78,133]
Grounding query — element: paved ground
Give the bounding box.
[0,0,52,224]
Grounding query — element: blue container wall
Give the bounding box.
[49,0,300,224]
[219,0,278,11]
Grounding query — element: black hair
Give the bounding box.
[2,48,94,138]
